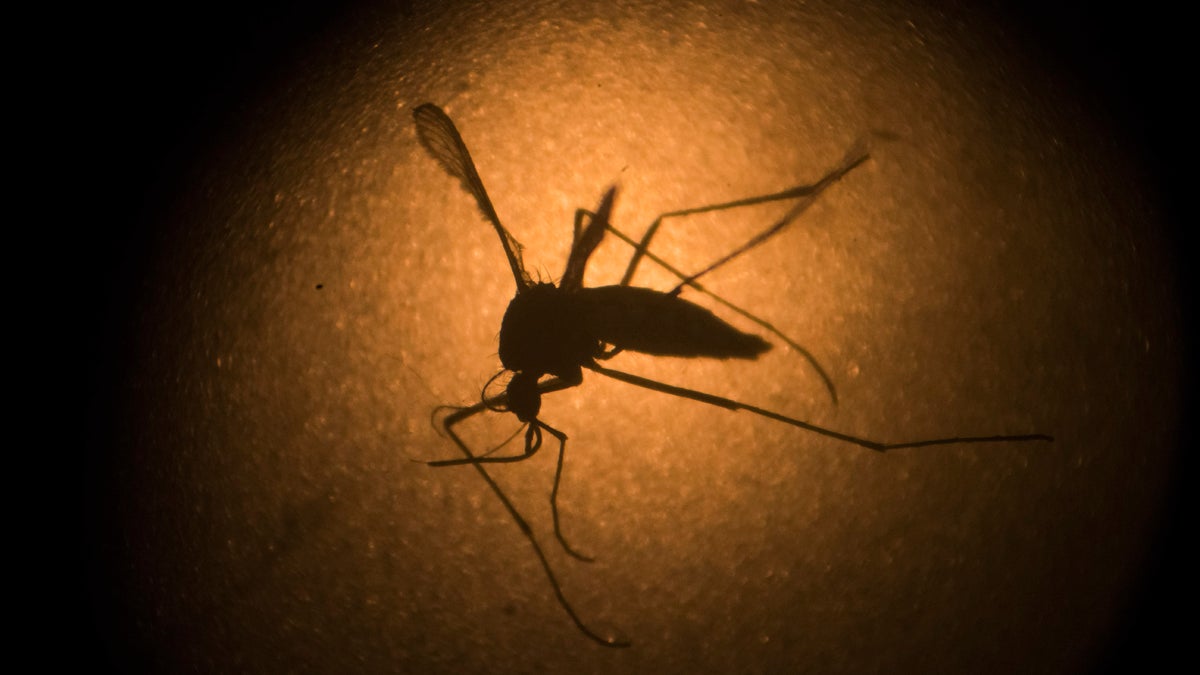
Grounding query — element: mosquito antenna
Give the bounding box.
[476,422,530,459]
[421,406,526,460]
[413,104,532,292]
[481,369,513,413]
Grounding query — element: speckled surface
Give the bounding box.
[88,1,1182,672]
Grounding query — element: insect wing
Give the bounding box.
[561,187,616,291]
[413,104,532,292]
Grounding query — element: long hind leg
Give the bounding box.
[576,144,868,401]
[587,362,1053,450]
[619,141,869,289]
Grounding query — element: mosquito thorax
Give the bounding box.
[499,282,596,382]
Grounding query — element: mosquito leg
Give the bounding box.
[428,376,577,466]
[586,362,1053,451]
[589,147,869,405]
[429,405,527,459]
[602,222,840,404]
[666,149,870,294]
[438,408,629,647]
[537,420,594,562]
[435,394,593,560]
[618,144,869,288]
[431,380,630,647]
[427,423,542,466]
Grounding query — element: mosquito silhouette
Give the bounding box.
[413,103,1052,647]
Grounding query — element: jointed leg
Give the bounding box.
[429,376,577,465]
[430,376,593,556]
[427,422,541,466]
[435,419,592,559]
[577,213,843,401]
[539,420,593,562]
[620,144,869,289]
[586,362,1053,451]
[576,146,870,403]
[600,224,839,403]
[427,379,628,647]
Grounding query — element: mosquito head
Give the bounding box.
[506,370,542,423]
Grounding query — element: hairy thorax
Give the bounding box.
[499,283,599,383]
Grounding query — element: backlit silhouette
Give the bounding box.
[413,103,1052,647]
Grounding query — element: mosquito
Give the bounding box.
[412,103,1052,648]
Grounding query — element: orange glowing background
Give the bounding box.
[84,1,1184,672]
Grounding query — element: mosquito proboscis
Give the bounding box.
[412,103,1052,647]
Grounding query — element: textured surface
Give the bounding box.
[88,1,1183,672]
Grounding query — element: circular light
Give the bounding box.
[89,2,1183,672]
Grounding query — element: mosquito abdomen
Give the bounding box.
[578,286,770,359]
